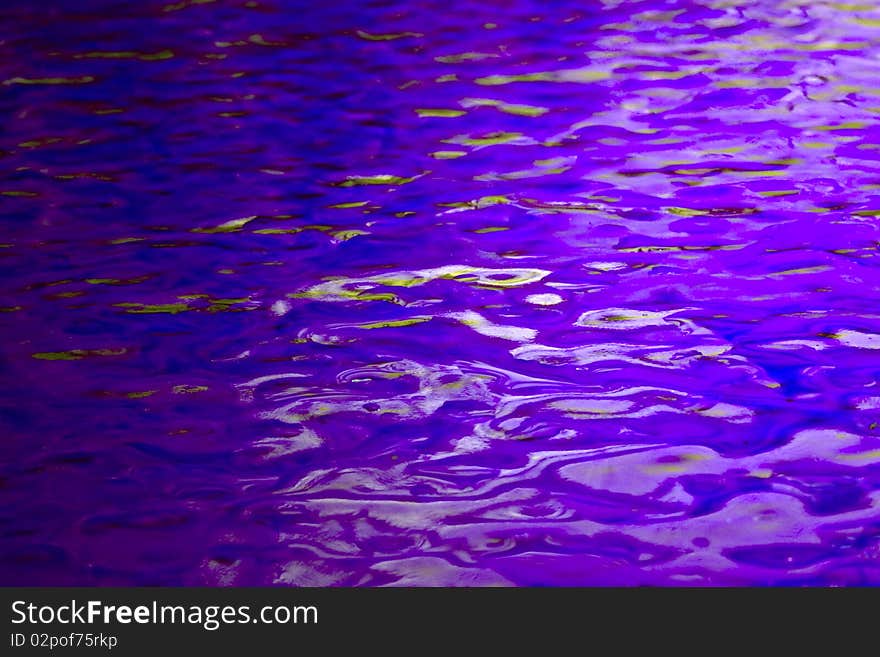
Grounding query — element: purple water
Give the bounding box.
[2,0,880,586]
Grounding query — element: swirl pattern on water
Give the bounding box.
[2,0,880,585]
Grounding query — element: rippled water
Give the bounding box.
[2,0,880,585]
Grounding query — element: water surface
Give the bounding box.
[2,0,880,585]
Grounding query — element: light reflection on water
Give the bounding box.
[2,0,880,585]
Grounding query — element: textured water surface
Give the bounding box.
[2,0,880,585]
